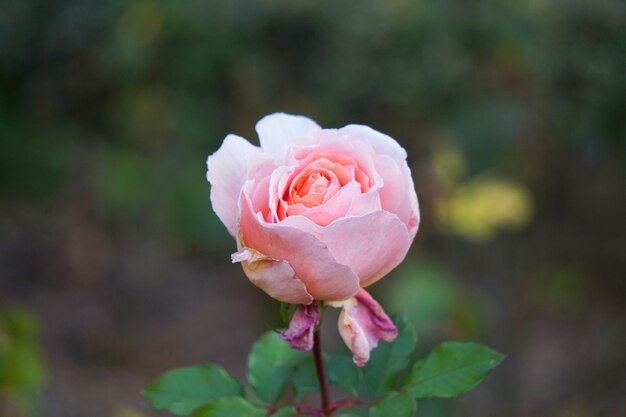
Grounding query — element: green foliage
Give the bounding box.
[404,342,505,399]
[246,331,306,404]
[141,317,503,416]
[272,407,296,417]
[370,391,417,417]
[362,314,417,397]
[192,397,265,417]
[327,355,361,395]
[142,364,243,416]
[291,357,318,400]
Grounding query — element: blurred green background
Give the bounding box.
[0,0,625,416]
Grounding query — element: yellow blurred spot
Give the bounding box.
[436,177,533,241]
[117,1,163,46]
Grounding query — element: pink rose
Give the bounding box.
[207,113,420,364]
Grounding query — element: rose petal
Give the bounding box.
[291,137,383,190]
[277,210,410,286]
[345,187,382,217]
[339,124,407,163]
[297,181,361,226]
[339,125,420,238]
[207,134,274,237]
[249,176,272,222]
[279,302,320,351]
[232,248,313,305]
[256,113,321,164]
[334,289,398,366]
[239,191,361,302]
[373,155,421,239]
[404,165,420,238]
[323,211,412,286]
[268,165,294,223]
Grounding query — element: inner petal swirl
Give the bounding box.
[271,151,372,225]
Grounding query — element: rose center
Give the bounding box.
[286,161,346,209]
[273,153,370,223]
[291,171,332,206]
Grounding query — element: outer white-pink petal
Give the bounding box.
[339,124,420,239]
[372,154,420,239]
[256,113,321,164]
[339,124,407,163]
[206,134,260,237]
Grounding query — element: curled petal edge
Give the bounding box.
[279,302,320,351]
[232,248,313,305]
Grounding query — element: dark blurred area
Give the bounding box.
[1,0,625,416]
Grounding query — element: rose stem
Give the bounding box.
[312,329,332,416]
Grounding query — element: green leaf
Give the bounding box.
[192,397,265,417]
[142,364,243,416]
[272,406,296,417]
[362,314,417,396]
[370,391,416,417]
[404,342,505,399]
[246,331,307,403]
[327,355,361,395]
[291,357,318,400]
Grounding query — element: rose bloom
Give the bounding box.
[207,113,419,365]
